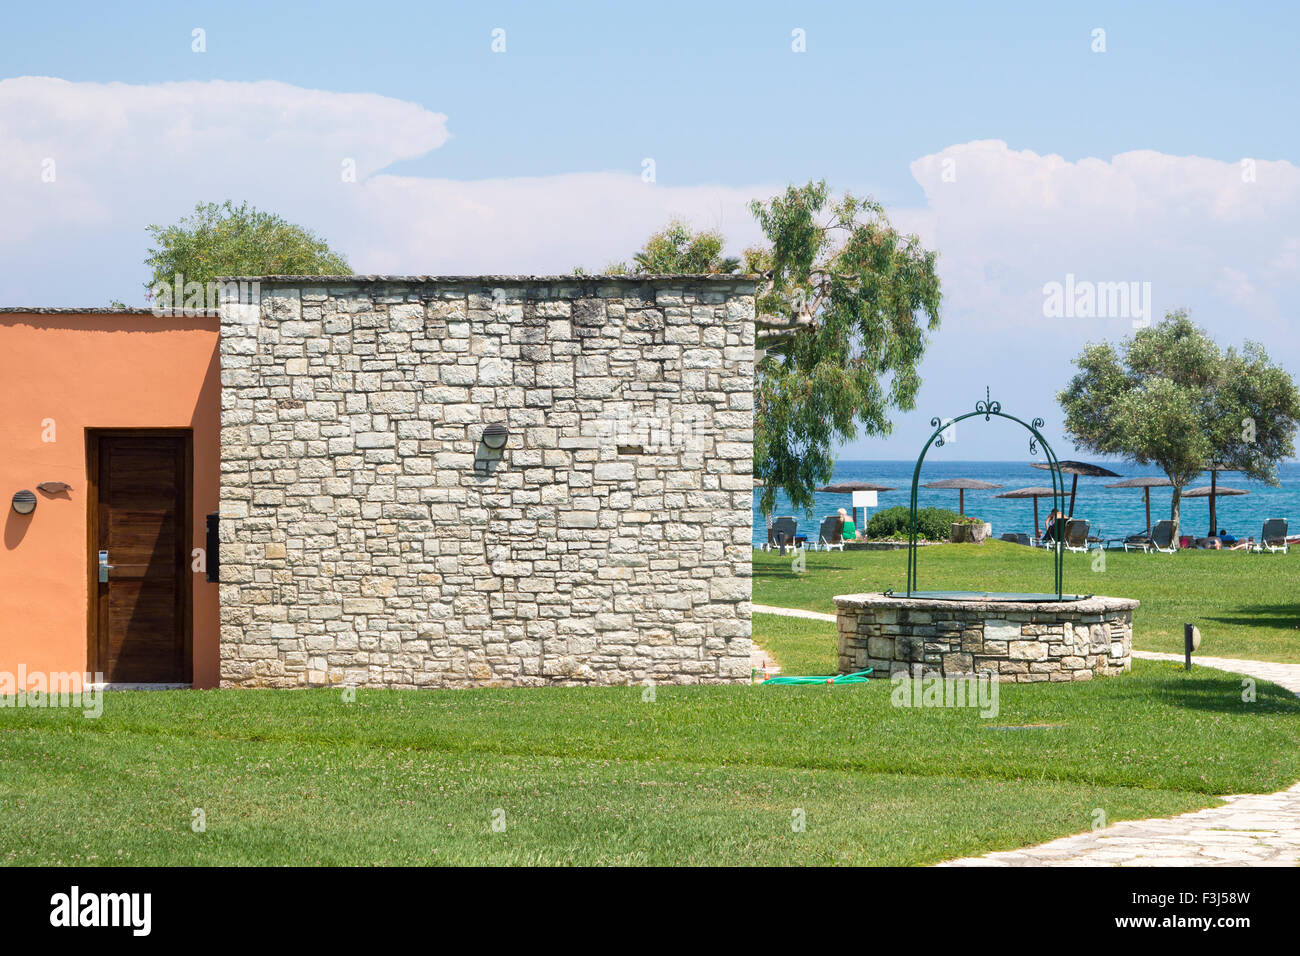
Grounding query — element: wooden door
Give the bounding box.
[91,434,191,683]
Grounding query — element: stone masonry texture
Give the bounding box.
[218,276,756,688]
[834,593,1136,683]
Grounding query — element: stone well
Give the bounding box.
[834,593,1137,683]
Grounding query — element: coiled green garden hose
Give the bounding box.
[761,668,874,685]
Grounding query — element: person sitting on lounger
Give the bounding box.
[838,507,857,541]
[1041,510,1064,543]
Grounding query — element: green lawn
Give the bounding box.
[754,540,1300,663]
[2,651,1298,866]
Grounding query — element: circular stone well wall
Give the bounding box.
[834,594,1138,683]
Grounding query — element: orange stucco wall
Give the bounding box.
[0,312,220,688]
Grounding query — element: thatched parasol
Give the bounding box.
[1030,460,1121,516]
[921,477,1003,516]
[1104,476,1173,535]
[1184,483,1249,537]
[994,486,1062,537]
[1198,465,1240,537]
[816,481,897,494]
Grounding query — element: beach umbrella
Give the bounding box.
[816,480,896,530]
[816,481,897,494]
[1030,460,1121,516]
[1104,476,1173,535]
[921,478,1003,516]
[994,486,1061,537]
[1183,483,1249,537]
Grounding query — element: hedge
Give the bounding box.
[864,506,968,541]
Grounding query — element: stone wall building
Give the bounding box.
[217,276,756,688]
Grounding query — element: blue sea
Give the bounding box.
[751,460,1300,547]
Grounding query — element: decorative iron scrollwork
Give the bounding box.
[1029,418,1045,455]
[974,386,1001,421]
[930,416,945,447]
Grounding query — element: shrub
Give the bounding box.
[865,506,964,541]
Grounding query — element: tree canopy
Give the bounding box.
[1058,312,1300,542]
[144,201,351,299]
[747,182,942,514]
[578,220,739,276]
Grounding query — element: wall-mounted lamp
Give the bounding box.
[481,423,510,450]
[11,490,37,515]
[475,423,510,476]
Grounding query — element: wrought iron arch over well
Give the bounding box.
[901,388,1080,602]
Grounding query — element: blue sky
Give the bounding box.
[3,1,1298,459]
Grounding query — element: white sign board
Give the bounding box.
[851,490,878,509]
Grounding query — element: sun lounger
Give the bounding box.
[1149,519,1176,553]
[1063,518,1093,553]
[1121,532,1152,552]
[1252,518,1289,554]
[818,515,845,551]
[770,516,800,554]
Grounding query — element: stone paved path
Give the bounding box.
[754,603,1300,866]
[753,603,836,623]
[946,651,1300,866]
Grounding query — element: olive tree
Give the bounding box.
[1058,312,1300,544]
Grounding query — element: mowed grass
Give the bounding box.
[2,652,1298,866]
[754,540,1300,663]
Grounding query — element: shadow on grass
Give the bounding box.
[1131,664,1300,716]
[752,555,864,576]
[1203,602,1300,631]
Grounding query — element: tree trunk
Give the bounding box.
[1170,484,1183,549]
[1208,469,1218,537]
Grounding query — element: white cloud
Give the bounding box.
[354,171,769,275]
[0,77,772,303]
[908,140,1300,340]
[0,77,449,234]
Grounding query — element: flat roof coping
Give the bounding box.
[0,306,216,316]
[214,273,763,286]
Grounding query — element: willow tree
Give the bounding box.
[745,182,942,514]
[1058,312,1300,544]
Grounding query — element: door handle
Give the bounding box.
[98,550,116,583]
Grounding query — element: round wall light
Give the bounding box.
[481,423,510,451]
[12,490,37,515]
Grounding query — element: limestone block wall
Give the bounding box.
[218,276,756,688]
[834,594,1136,682]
